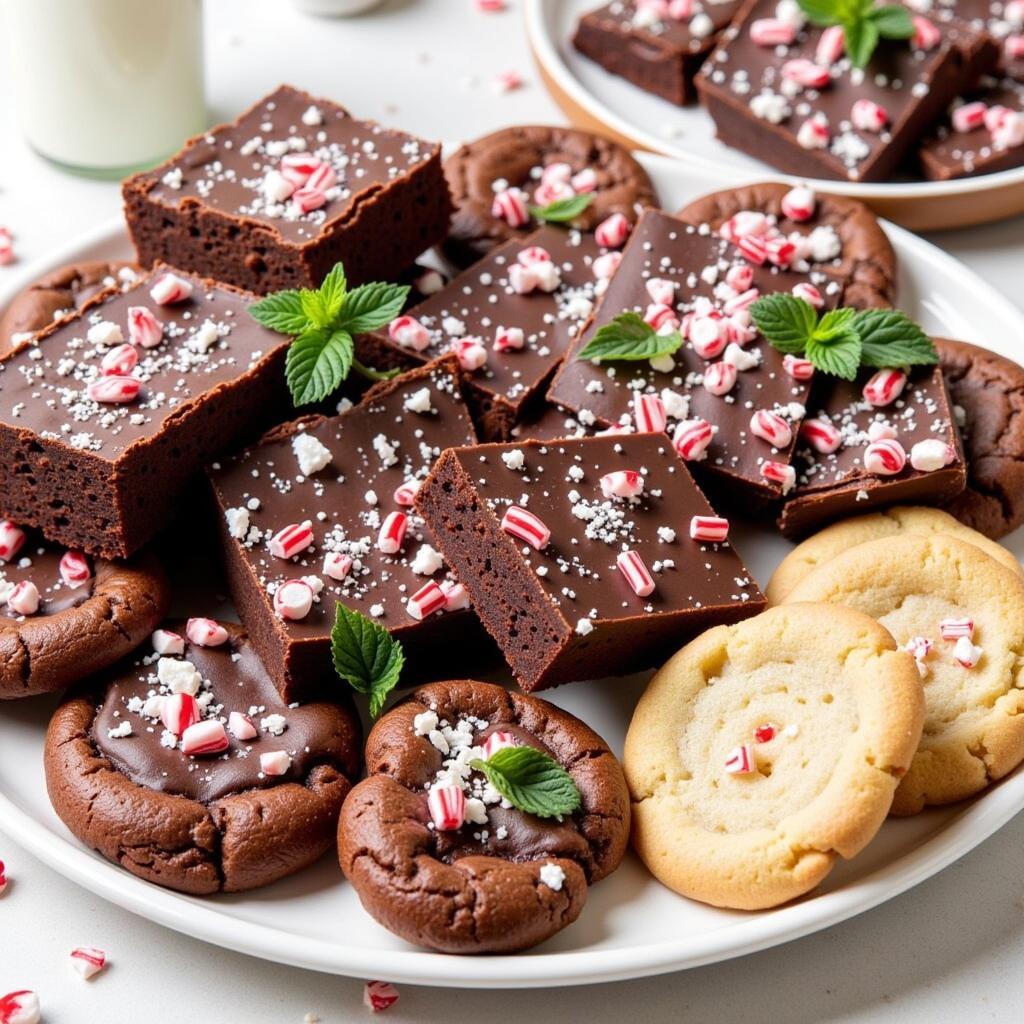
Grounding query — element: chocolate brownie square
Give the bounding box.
[208,358,490,700]
[0,266,289,559]
[696,0,998,182]
[123,85,452,295]
[415,433,765,691]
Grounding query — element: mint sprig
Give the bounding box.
[330,602,404,718]
[250,262,407,406]
[470,746,582,820]
[750,294,936,380]
[576,311,683,362]
[530,193,594,224]
[798,0,913,68]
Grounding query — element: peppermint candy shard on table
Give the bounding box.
[363,981,400,1013]
[70,946,107,980]
[0,991,40,1024]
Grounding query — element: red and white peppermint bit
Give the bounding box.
[904,636,933,662]
[993,110,1024,149]
[185,617,229,647]
[127,305,163,348]
[689,315,728,359]
[954,636,983,669]
[594,212,630,249]
[668,0,694,17]
[754,724,776,744]
[952,101,988,134]
[592,251,622,279]
[450,336,489,372]
[482,731,517,759]
[633,392,667,434]
[161,692,201,736]
[377,511,408,555]
[533,179,573,207]
[280,152,321,186]
[792,281,824,307]
[70,946,107,981]
[644,302,680,332]
[703,360,737,396]
[750,17,795,46]
[725,264,754,291]
[863,438,907,475]
[181,719,229,756]
[363,981,400,1014]
[939,617,974,641]
[723,287,760,315]
[0,859,7,896]
[260,750,292,776]
[736,233,768,264]
[322,552,353,583]
[571,167,598,193]
[760,460,796,494]
[1006,35,1024,61]
[765,235,796,268]
[87,374,139,404]
[517,248,552,273]
[782,58,831,89]
[292,186,327,213]
[494,325,525,352]
[800,417,842,454]
[862,368,907,407]
[783,353,814,380]
[491,187,529,227]
[912,15,941,51]
[724,744,756,775]
[269,521,314,560]
[540,162,572,186]
[985,104,1013,134]
[274,578,314,620]
[388,315,431,352]
[100,343,138,376]
[750,410,793,448]
[600,470,645,500]
[910,438,955,472]
[508,263,539,295]
[868,421,898,442]
[440,579,471,611]
[0,229,14,267]
[816,24,845,65]
[149,272,193,305]
[428,785,465,830]
[797,115,830,150]
[725,209,769,240]
[306,162,337,192]
[646,277,676,305]
[616,549,655,598]
[393,480,421,507]
[690,515,729,543]
[500,506,550,550]
[780,185,816,222]
[0,990,40,1024]
[152,629,184,655]
[7,581,38,616]
[673,418,714,461]
[0,522,26,563]
[228,711,259,741]
[851,99,889,133]
[407,580,447,620]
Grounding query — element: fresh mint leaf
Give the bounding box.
[576,312,682,362]
[812,307,857,343]
[868,3,913,38]
[852,309,938,367]
[319,263,348,322]
[750,294,818,355]
[340,282,410,334]
[529,193,594,224]
[248,290,309,334]
[331,602,404,718]
[797,0,843,25]
[844,17,879,67]
[470,747,582,819]
[300,288,334,330]
[806,333,862,379]
[285,328,353,405]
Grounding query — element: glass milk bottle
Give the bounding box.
[4,0,206,177]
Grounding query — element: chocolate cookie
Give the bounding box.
[45,620,361,894]
[339,680,630,953]
[0,526,168,699]
[676,182,897,309]
[0,260,137,353]
[442,125,657,266]
[937,338,1024,539]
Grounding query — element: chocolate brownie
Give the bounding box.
[572,0,745,105]
[778,363,967,538]
[696,0,998,182]
[208,358,492,700]
[934,0,1024,81]
[0,524,168,698]
[676,182,897,309]
[123,85,451,294]
[547,207,843,503]
[339,679,629,953]
[45,621,361,895]
[415,434,765,692]
[0,265,290,560]
[356,226,606,440]
[443,125,657,266]
[938,337,1024,539]
[0,261,138,354]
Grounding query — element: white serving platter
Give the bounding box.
[0,154,1022,989]
[525,0,1024,231]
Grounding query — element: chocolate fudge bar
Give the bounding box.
[572,0,744,105]
[0,266,289,560]
[357,226,605,440]
[934,0,1024,81]
[547,208,843,503]
[778,363,967,537]
[123,85,451,294]
[510,402,592,442]
[208,358,489,700]
[415,433,765,691]
[696,0,998,182]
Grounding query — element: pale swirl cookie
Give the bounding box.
[766,506,1022,606]
[785,535,1024,815]
[624,604,923,910]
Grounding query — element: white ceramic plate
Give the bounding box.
[1,155,1023,989]
[525,0,1024,231]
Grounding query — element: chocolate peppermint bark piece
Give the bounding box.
[572,0,745,106]
[778,363,967,537]
[696,0,999,182]
[415,433,765,692]
[44,620,361,895]
[0,266,290,560]
[510,402,594,442]
[208,358,489,700]
[548,208,844,503]
[123,85,451,294]
[934,0,1024,81]
[357,226,608,441]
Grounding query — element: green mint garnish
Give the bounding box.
[798,0,914,68]
[575,311,683,363]
[470,746,582,820]
[249,262,407,406]
[330,602,404,718]
[750,294,936,380]
[529,193,594,224]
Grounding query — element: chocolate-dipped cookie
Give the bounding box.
[0,524,168,699]
[338,680,629,953]
[45,620,361,894]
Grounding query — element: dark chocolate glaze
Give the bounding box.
[0,538,93,620]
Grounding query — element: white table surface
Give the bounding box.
[1,1,1023,1020]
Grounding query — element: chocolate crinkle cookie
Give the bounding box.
[676,182,897,309]
[442,125,657,266]
[339,679,630,953]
